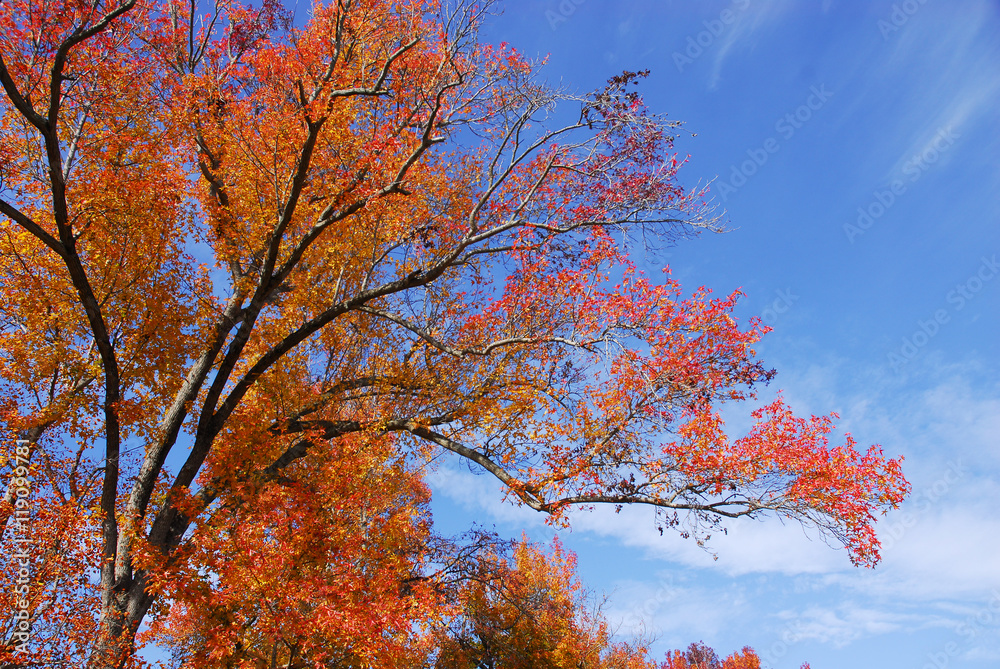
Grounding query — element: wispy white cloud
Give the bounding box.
[708,1,794,90]
[848,2,1000,191]
[603,576,745,641]
[770,603,919,646]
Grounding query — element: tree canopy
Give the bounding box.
[0,0,908,666]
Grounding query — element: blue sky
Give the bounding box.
[429,2,1000,668]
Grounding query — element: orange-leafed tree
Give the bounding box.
[433,538,653,669]
[145,432,440,669]
[0,0,908,667]
[661,641,809,669]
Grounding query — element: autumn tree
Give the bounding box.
[660,641,806,669]
[0,0,908,666]
[432,538,652,669]
[146,432,440,668]
[157,527,655,669]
